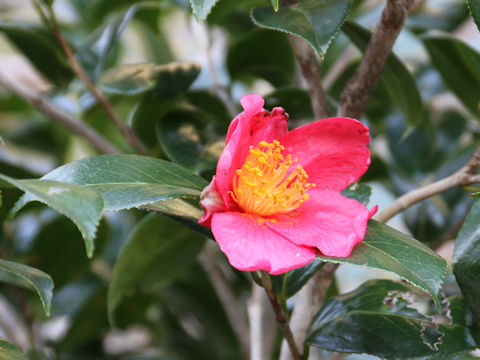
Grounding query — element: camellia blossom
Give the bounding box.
[199,94,377,274]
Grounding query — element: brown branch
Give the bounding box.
[259,271,302,360]
[198,244,250,358]
[51,31,147,155]
[338,0,414,118]
[0,72,120,154]
[279,263,338,360]
[377,145,480,223]
[288,36,329,120]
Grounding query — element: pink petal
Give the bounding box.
[266,189,373,257]
[279,117,370,191]
[215,95,288,209]
[211,211,316,274]
[225,94,265,144]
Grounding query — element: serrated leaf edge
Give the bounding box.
[318,249,447,311]
[250,2,352,60]
[0,260,54,316]
[190,0,220,22]
[1,176,104,258]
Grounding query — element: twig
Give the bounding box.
[279,263,338,360]
[51,31,147,155]
[259,271,302,360]
[198,244,250,358]
[288,36,329,120]
[338,0,414,118]
[377,145,480,223]
[0,73,120,154]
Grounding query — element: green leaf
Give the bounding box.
[1,174,104,258]
[318,220,446,309]
[0,338,28,360]
[251,0,351,58]
[156,106,220,171]
[185,90,232,134]
[468,0,480,32]
[151,62,201,98]
[227,29,295,87]
[342,183,371,205]
[144,199,212,237]
[342,21,424,126]
[0,259,54,316]
[11,155,207,216]
[453,199,480,323]
[421,32,480,118]
[285,259,325,297]
[191,0,220,22]
[98,62,201,97]
[0,22,72,87]
[270,0,279,11]
[107,213,206,324]
[307,280,477,358]
[265,87,313,120]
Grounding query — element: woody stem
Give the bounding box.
[259,271,302,360]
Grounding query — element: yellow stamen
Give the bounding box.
[229,140,315,217]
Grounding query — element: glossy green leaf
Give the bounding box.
[307,280,477,358]
[422,33,480,118]
[1,174,104,257]
[107,213,206,324]
[318,220,446,309]
[191,0,220,21]
[98,62,201,96]
[144,199,212,237]
[0,22,72,87]
[251,0,351,58]
[342,184,371,205]
[468,0,480,32]
[227,29,295,87]
[0,259,53,316]
[342,21,424,126]
[453,199,480,323]
[0,338,28,360]
[11,155,207,216]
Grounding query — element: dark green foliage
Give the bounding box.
[307,280,477,358]
[0,0,479,359]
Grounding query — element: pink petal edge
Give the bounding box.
[214,94,288,209]
[211,211,316,274]
[266,189,375,257]
[279,117,371,191]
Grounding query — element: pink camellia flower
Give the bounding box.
[199,94,377,275]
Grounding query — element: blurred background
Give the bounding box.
[1,0,480,359]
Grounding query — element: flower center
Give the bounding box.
[229,140,315,217]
